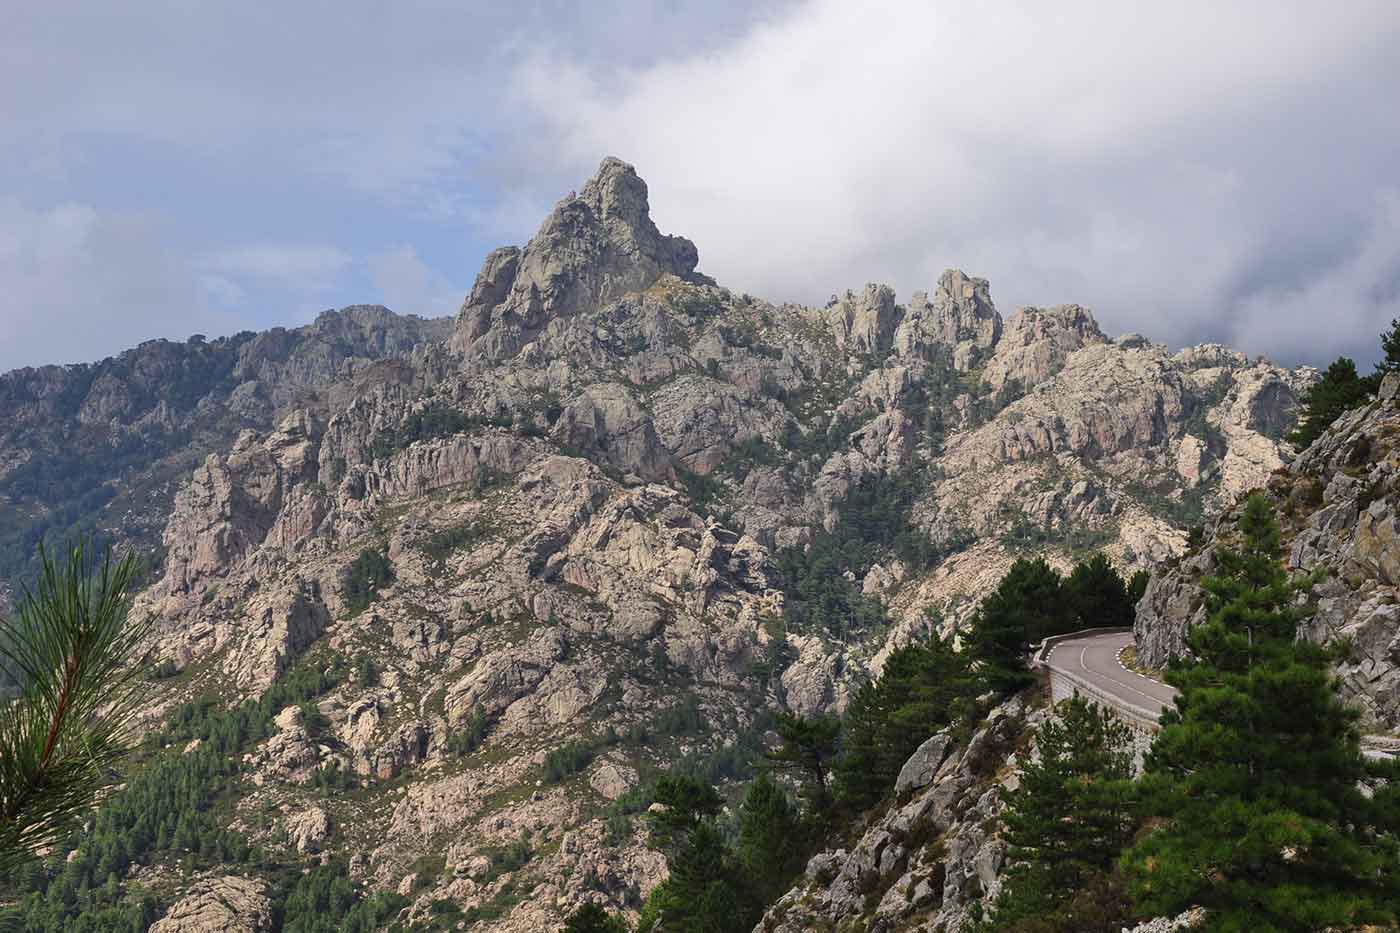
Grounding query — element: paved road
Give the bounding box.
[1045,630,1177,719]
[1045,630,1400,760]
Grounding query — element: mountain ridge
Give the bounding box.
[1,158,1320,931]
[0,305,453,608]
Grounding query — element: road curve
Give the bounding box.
[1043,630,1400,760]
[1045,630,1177,719]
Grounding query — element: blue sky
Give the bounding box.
[3,1,1399,372]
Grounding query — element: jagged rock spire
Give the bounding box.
[890,269,1002,368]
[452,158,700,359]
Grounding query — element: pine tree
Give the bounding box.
[1127,569,1149,606]
[967,557,1071,694]
[1004,695,1137,882]
[640,775,752,933]
[1379,316,1400,374]
[976,694,1138,931]
[1065,554,1134,628]
[834,636,974,808]
[0,543,150,873]
[1287,357,1376,449]
[1123,493,1400,930]
[765,712,839,802]
[736,772,805,907]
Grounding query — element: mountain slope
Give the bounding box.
[0,307,452,604]
[1136,372,1400,733]
[2,158,1314,931]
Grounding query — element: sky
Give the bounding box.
[2,1,1399,373]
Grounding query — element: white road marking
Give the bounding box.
[1059,635,1173,711]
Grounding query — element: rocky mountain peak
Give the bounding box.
[893,268,1002,367]
[983,302,1109,390]
[24,156,1330,931]
[452,157,701,360]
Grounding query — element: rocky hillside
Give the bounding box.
[0,307,452,603]
[5,158,1317,931]
[758,693,1049,933]
[1137,372,1400,733]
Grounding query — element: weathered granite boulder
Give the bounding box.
[149,876,272,933]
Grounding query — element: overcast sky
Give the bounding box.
[3,1,1399,373]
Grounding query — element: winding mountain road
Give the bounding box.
[1043,629,1400,760]
[1041,629,1176,723]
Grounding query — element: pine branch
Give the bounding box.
[0,541,150,875]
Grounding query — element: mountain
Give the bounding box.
[0,307,453,606]
[2,159,1316,930]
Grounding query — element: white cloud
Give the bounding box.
[0,1,794,220]
[367,245,462,319]
[3,1,1398,370]
[0,200,237,370]
[1226,192,1400,365]
[510,0,1400,364]
[201,243,352,295]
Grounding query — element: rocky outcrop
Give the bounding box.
[149,876,273,933]
[892,270,1001,367]
[286,807,331,854]
[1136,374,1400,729]
[453,157,702,359]
[0,306,449,596]
[825,284,899,356]
[551,382,674,481]
[758,697,1040,933]
[982,303,1108,390]
[162,412,323,596]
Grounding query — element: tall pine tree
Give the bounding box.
[1378,316,1400,374]
[640,775,755,933]
[736,772,806,907]
[765,713,839,803]
[967,557,1072,694]
[1124,493,1400,931]
[1065,553,1135,629]
[977,694,1139,932]
[834,636,974,808]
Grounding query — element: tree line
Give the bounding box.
[973,494,1400,931]
[576,497,1400,932]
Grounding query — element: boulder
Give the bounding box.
[149,876,272,933]
[894,731,954,796]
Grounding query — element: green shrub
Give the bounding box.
[447,709,489,757]
[368,403,513,460]
[343,548,393,616]
[420,518,497,566]
[542,740,595,783]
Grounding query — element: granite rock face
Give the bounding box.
[1136,374,1400,730]
[148,876,273,933]
[982,303,1108,391]
[36,157,1319,931]
[0,305,450,599]
[757,697,1041,933]
[453,157,702,359]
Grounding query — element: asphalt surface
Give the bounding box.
[1046,630,1177,719]
[1045,631,1400,760]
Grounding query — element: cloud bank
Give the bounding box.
[2,1,1398,371]
[511,0,1400,366]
